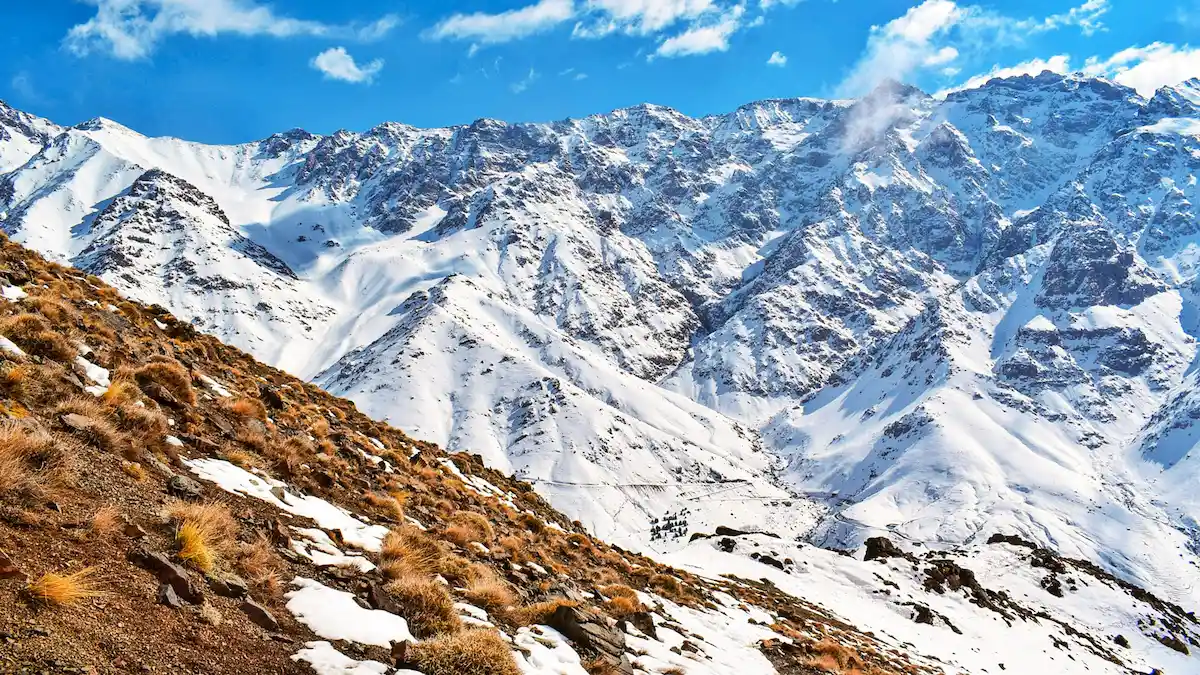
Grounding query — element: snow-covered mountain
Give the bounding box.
[3,73,1200,644]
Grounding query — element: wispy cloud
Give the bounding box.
[430,0,796,58]
[311,47,383,84]
[429,0,573,45]
[767,50,787,66]
[511,68,540,93]
[940,42,1200,98]
[653,5,744,58]
[936,54,1071,96]
[65,0,397,60]
[836,0,1112,96]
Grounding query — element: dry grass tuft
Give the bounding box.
[56,397,129,456]
[238,533,285,595]
[407,628,521,675]
[166,501,237,573]
[445,510,494,546]
[27,567,106,605]
[462,565,516,611]
[24,296,79,324]
[806,638,864,673]
[101,379,141,405]
[385,573,463,638]
[91,506,122,538]
[133,359,197,406]
[380,526,443,580]
[0,422,72,503]
[1,314,75,361]
[507,599,578,627]
[227,397,268,422]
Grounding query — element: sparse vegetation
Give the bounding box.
[385,573,463,637]
[167,501,237,573]
[27,567,106,605]
[132,359,197,406]
[1,314,75,361]
[407,628,522,675]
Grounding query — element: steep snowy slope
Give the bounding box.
[0,100,60,173]
[74,168,336,364]
[2,74,1200,630]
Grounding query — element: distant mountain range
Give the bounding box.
[4,72,1200,632]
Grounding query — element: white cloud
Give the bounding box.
[767,50,787,66]
[311,47,383,84]
[653,5,743,58]
[429,0,574,45]
[836,0,1112,97]
[511,68,540,93]
[938,41,1200,99]
[924,46,958,66]
[1036,0,1108,36]
[937,54,1071,95]
[66,0,397,60]
[837,0,963,96]
[578,0,716,36]
[1082,43,1200,96]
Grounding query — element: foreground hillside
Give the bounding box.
[0,236,939,675]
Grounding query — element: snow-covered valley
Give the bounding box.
[4,71,1200,672]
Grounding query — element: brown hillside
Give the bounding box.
[0,235,929,675]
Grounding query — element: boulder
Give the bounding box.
[207,573,249,599]
[863,537,905,562]
[157,583,183,609]
[167,475,204,500]
[240,599,279,632]
[127,547,203,604]
[548,604,633,675]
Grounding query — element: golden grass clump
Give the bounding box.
[102,380,142,405]
[133,359,197,406]
[1,314,75,361]
[167,501,237,573]
[228,396,268,422]
[385,573,463,638]
[507,599,578,627]
[91,505,122,538]
[445,510,494,546]
[0,422,71,502]
[365,491,405,521]
[236,536,283,599]
[462,566,516,611]
[407,628,521,675]
[806,638,864,673]
[56,397,129,456]
[380,526,443,580]
[27,567,106,605]
[24,296,79,324]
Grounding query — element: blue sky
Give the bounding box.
[2,1,1198,143]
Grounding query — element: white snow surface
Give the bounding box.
[286,577,415,647]
[184,458,389,551]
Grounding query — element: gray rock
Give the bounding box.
[127,547,203,604]
[207,573,249,599]
[240,599,279,631]
[157,583,183,609]
[167,475,203,500]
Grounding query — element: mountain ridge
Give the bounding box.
[3,72,1200,624]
